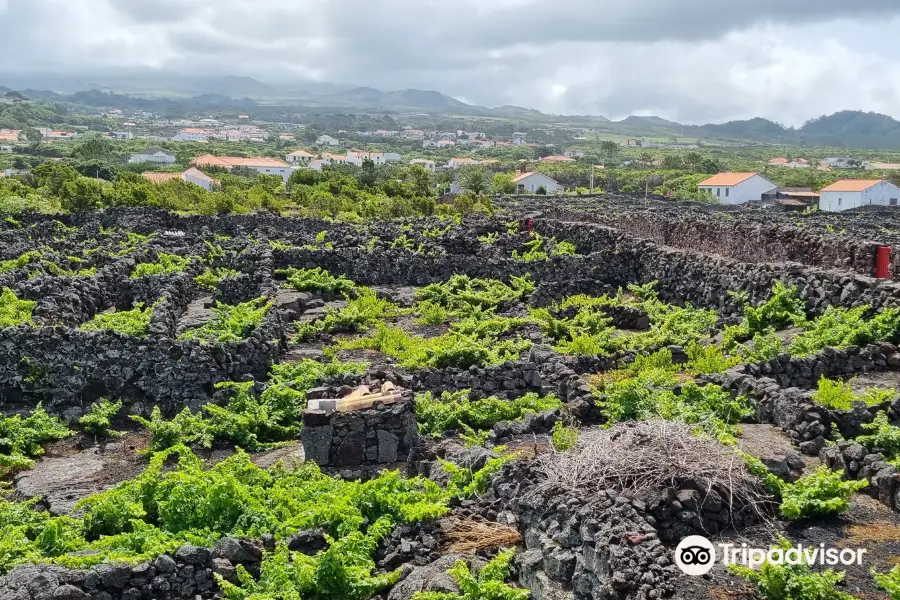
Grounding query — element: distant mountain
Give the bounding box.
[335,86,387,104]
[491,105,549,118]
[382,89,470,112]
[696,117,789,138]
[799,110,900,136]
[615,115,679,127]
[198,76,278,99]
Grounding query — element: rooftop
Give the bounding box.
[141,172,182,184]
[192,154,290,169]
[819,179,884,192]
[698,173,759,186]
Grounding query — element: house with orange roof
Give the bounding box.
[768,157,789,166]
[191,154,294,182]
[142,168,220,191]
[818,179,900,212]
[0,129,21,142]
[697,172,776,205]
[447,157,478,168]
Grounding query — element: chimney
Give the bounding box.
[515,169,522,176]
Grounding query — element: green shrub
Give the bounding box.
[686,342,741,374]
[131,407,213,453]
[0,288,36,328]
[0,251,41,274]
[415,390,563,437]
[414,300,450,325]
[873,565,900,599]
[441,452,518,499]
[132,359,369,452]
[78,399,123,438]
[131,253,190,278]
[296,289,400,340]
[551,421,578,452]
[789,306,900,357]
[512,232,577,262]
[276,267,357,297]
[179,297,271,343]
[79,302,158,337]
[730,538,854,600]
[779,466,868,520]
[812,377,856,411]
[338,325,530,369]
[744,281,807,335]
[857,412,900,460]
[411,548,527,600]
[194,267,241,291]
[0,405,70,476]
[812,376,895,411]
[416,274,534,312]
[218,520,399,600]
[737,331,786,362]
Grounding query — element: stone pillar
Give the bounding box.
[301,397,420,473]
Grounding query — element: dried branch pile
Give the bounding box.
[533,421,771,518]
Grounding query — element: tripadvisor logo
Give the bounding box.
[674,535,868,576]
[675,536,716,576]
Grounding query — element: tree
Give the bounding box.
[491,172,516,194]
[288,168,323,188]
[359,158,377,188]
[599,141,620,166]
[5,91,27,103]
[460,166,488,195]
[60,176,105,212]
[72,136,114,161]
[404,165,432,197]
[535,186,547,195]
[75,160,118,181]
[637,151,656,169]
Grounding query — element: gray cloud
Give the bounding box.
[1,0,899,125]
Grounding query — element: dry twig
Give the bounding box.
[441,517,523,554]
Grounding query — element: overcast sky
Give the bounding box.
[2,0,900,125]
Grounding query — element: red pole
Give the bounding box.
[876,246,891,279]
[526,218,533,234]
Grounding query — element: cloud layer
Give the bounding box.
[2,0,899,124]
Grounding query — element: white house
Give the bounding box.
[512,171,561,194]
[0,145,12,154]
[697,173,777,205]
[409,159,436,172]
[172,128,213,142]
[129,148,176,165]
[824,157,857,169]
[401,129,425,140]
[448,157,478,169]
[564,149,585,158]
[142,168,220,191]
[191,154,294,182]
[286,149,315,166]
[316,135,340,147]
[181,167,219,191]
[818,179,900,212]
